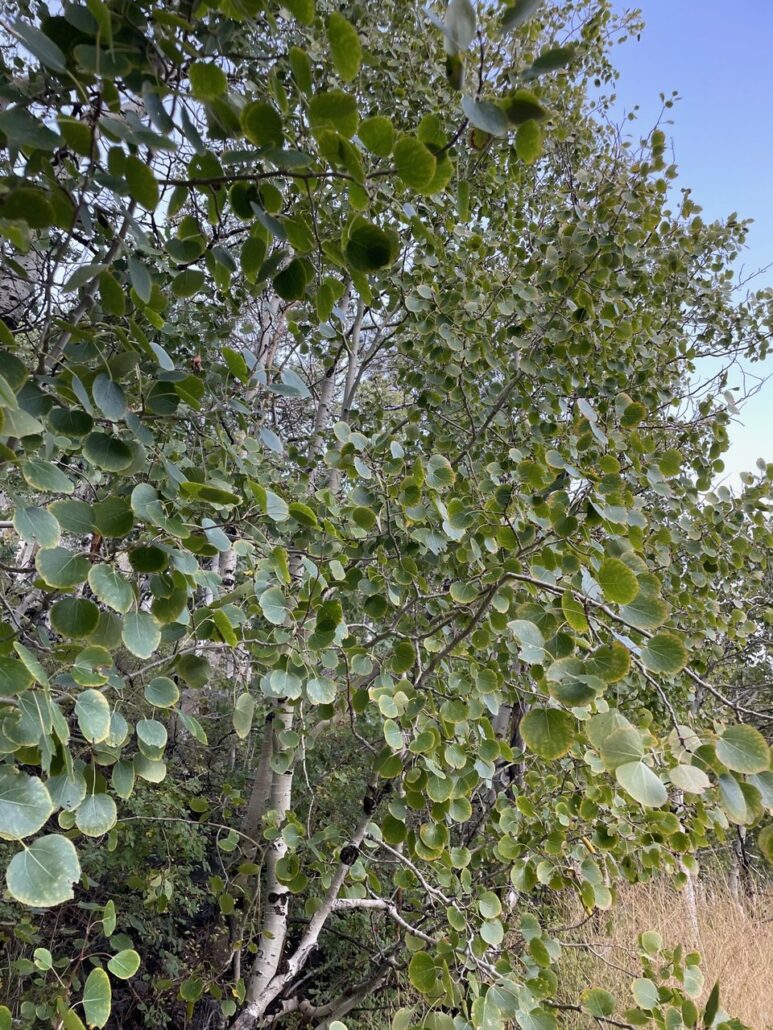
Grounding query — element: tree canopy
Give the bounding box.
[0,0,771,1028]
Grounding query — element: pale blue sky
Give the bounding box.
[609,1,772,484]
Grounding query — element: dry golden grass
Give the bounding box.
[556,876,773,1029]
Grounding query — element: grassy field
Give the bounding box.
[557,875,773,1029]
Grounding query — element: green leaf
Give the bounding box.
[516,119,543,164]
[530,45,575,74]
[346,222,398,272]
[621,401,647,428]
[288,502,318,526]
[102,899,116,937]
[122,612,162,659]
[48,769,87,812]
[408,952,437,994]
[715,724,770,774]
[520,708,574,759]
[273,258,309,300]
[501,1,544,33]
[75,794,117,837]
[172,269,205,298]
[683,962,704,1000]
[0,107,59,151]
[107,949,140,979]
[758,824,773,863]
[14,643,50,687]
[49,499,94,535]
[478,890,502,919]
[358,115,394,156]
[392,640,416,674]
[278,368,311,400]
[619,594,669,631]
[352,505,376,530]
[669,764,711,794]
[179,978,204,1002]
[106,710,129,748]
[658,448,682,477]
[260,586,290,626]
[51,598,99,638]
[98,272,125,316]
[631,978,659,1010]
[12,19,66,72]
[0,658,32,694]
[180,481,241,506]
[597,558,639,605]
[615,762,668,808]
[128,257,152,304]
[307,676,336,705]
[2,403,43,436]
[516,1007,556,1030]
[47,498,92,539]
[92,374,127,421]
[599,727,644,770]
[749,771,773,810]
[233,693,256,739]
[13,505,60,548]
[20,459,73,495]
[189,61,228,100]
[0,768,53,840]
[444,0,476,53]
[393,136,437,191]
[63,263,107,294]
[34,947,53,970]
[309,91,359,138]
[125,155,159,210]
[112,761,135,800]
[509,619,545,664]
[83,432,134,472]
[0,187,54,227]
[328,12,362,81]
[561,590,588,632]
[267,669,302,700]
[75,689,111,744]
[289,46,313,93]
[704,983,720,1028]
[36,547,90,589]
[581,988,615,1018]
[82,967,111,1028]
[241,100,284,147]
[129,546,168,573]
[461,97,509,136]
[223,345,251,383]
[5,834,81,907]
[503,88,548,125]
[426,454,455,489]
[640,632,688,675]
[178,654,210,689]
[144,676,179,708]
[88,565,134,614]
[49,408,94,438]
[718,772,749,824]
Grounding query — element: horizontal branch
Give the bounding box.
[164,169,355,188]
[367,836,451,906]
[331,897,437,945]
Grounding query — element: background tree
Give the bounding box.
[0,1,771,1028]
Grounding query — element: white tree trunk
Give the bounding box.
[238,706,295,1015]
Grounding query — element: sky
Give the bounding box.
[607,1,772,486]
